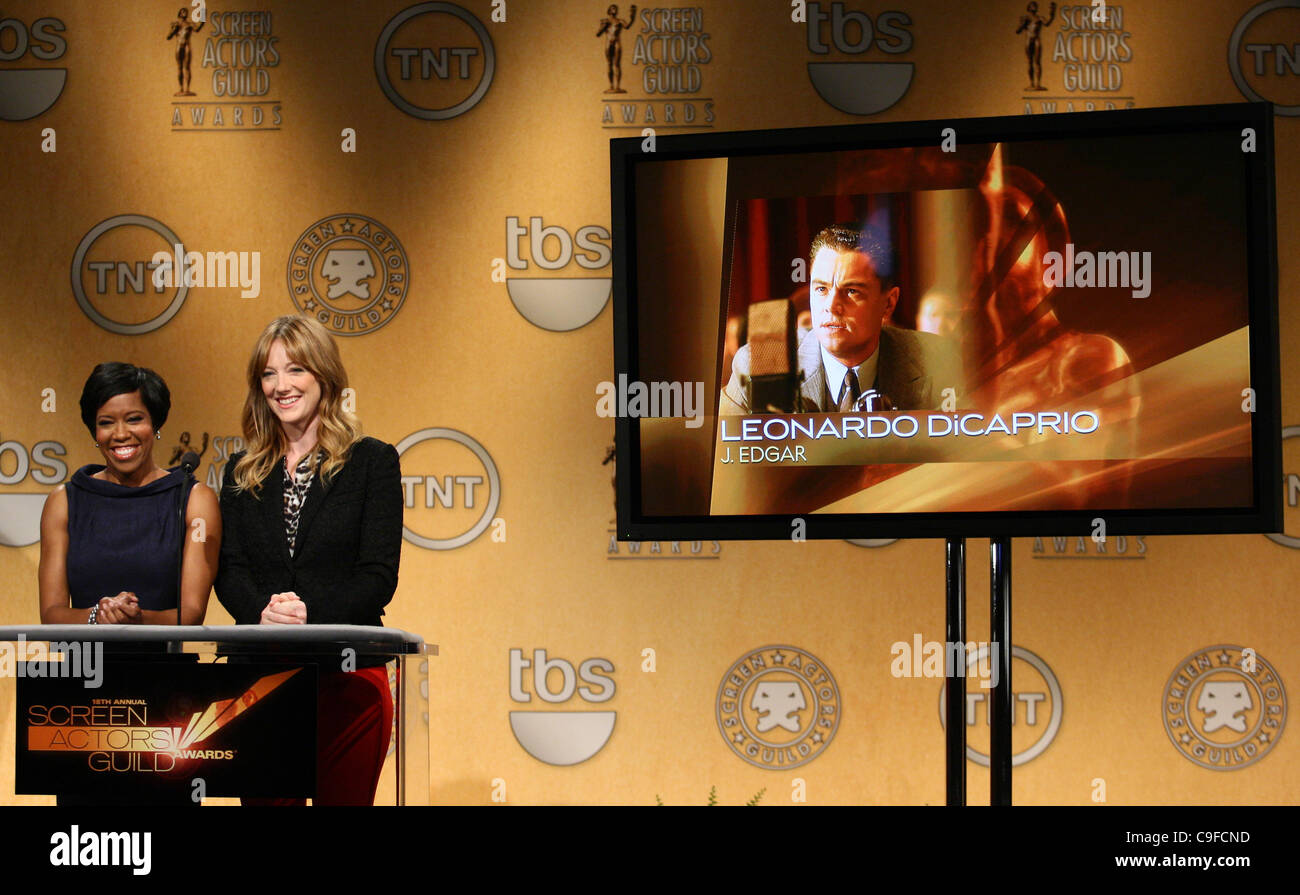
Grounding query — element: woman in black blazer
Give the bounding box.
[215,314,402,806]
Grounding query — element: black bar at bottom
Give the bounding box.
[945,537,966,806]
[990,536,1013,805]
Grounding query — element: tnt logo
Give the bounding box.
[1229,0,1300,116]
[805,2,914,115]
[508,649,616,766]
[938,645,1063,767]
[71,215,189,335]
[375,3,495,120]
[496,216,612,332]
[391,46,477,80]
[0,13,66,121]
[0,435,68,548]
[395,428,500,550]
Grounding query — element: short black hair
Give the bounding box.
[79,363,171,436]
[809,224,897,290]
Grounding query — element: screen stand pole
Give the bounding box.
[989,536,1013,805]
[944,537,966,806]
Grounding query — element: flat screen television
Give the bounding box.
[610,102,1280,541]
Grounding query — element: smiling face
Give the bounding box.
[809,246,900,367]
[261,339,322,434]
[94,391,156,482]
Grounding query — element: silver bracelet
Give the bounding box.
[87,605,98,625]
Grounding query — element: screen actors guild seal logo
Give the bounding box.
[1163,645,1286,770]
[287,214,409,336]
[716,645,840,769]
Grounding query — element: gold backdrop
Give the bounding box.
[0,0,1296,805]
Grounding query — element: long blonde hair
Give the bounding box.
[230,315,362,493]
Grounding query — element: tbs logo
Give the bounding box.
[804,2,914,115]
[494,216,612,332]
[508,649,616,766]
[0,14,66,121]
[0,435,68,548]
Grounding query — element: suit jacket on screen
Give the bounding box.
[719,325,964,414]
[215,436,402,628]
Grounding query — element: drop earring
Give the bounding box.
[156,432,162,440]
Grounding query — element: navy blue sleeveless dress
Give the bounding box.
[64,465,198,611]
[57,465,198,806]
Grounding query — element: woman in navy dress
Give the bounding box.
[38,363,221,626]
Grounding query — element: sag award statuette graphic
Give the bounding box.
[716,646,840,770]
[1016,1,1055,90]
[287,214,410,336]
[1162,645,1287,771]
[166,6,205,96]
[597,3,716,128]
[167,6,283,131]
[597,4,636,93]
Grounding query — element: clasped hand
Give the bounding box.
[260,592,307,625]
[97,592,141,625]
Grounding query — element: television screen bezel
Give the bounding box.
[610,102,1281,542]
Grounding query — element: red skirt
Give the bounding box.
[243,664,394,806]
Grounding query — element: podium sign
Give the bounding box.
[16,662,317,800]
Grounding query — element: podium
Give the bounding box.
[0,625,433,805]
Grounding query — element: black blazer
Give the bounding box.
[215,436,402,628]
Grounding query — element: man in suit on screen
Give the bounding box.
[720,224,963,414]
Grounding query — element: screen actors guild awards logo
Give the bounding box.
[287,214,409,336]
[1016,0,1136,114]
[596,4,716,128]
[1162,645,1286,771]
[716,646,840,769]
[166,7,282,131]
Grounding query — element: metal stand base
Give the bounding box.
[944,537,1013,806]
